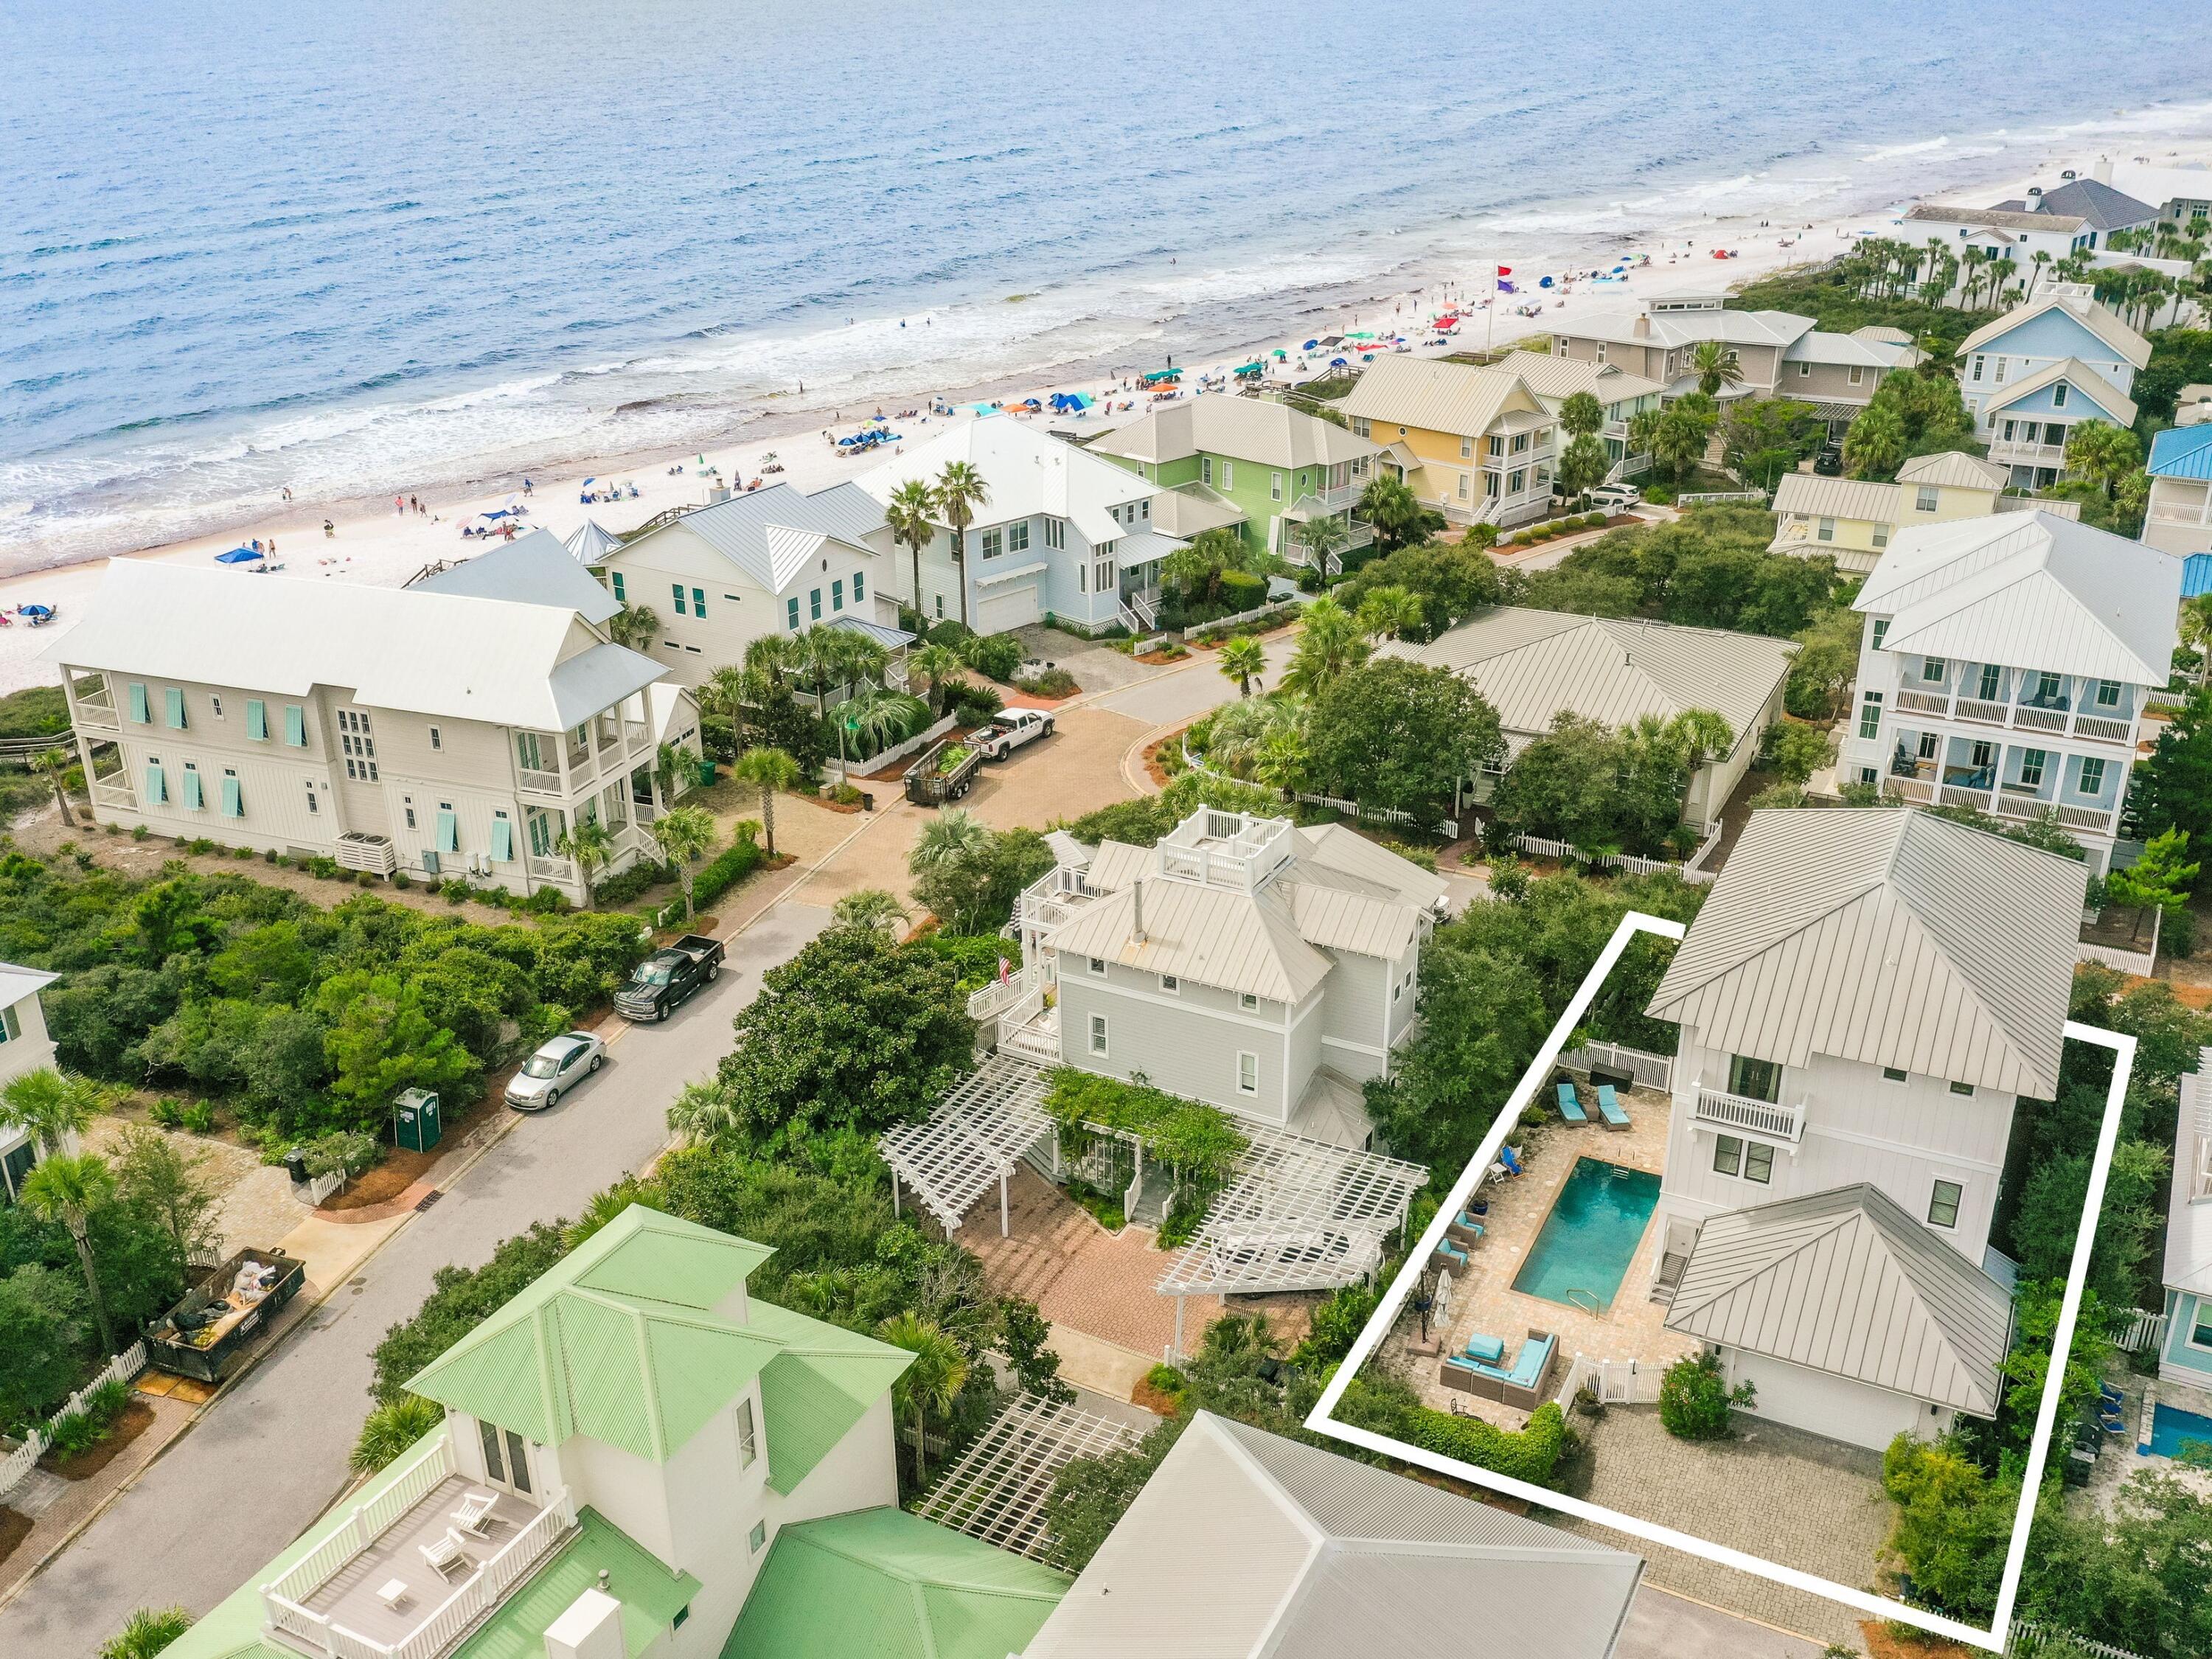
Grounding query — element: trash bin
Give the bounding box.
[393,1088,443,1152]
[696,759,717,787]
[860,791,875,813]
[283,1146,310,1186]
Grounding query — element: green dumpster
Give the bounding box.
[393,1088,443,1152]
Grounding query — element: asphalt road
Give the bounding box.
[1,902,831,1659]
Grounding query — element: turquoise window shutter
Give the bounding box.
[128,683,150,724]
[164,687,187,728]
[246,699,268,740]
[145,763,166,804]
[285,704,306,747]
[221,776,243,818]
[491,816,514,862]
[182,769,204,810]
[437,809,459,853]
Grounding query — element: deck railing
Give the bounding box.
[1691,1083,1805,1143]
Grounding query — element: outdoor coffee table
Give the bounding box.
[377,1579,411,1610]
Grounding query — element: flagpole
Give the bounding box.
[1486,266,1496,358]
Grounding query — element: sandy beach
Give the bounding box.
[5,136,2209,698]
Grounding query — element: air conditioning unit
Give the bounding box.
[422,850,442,876]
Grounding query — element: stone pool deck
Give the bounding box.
[1394,1080,1695,1427]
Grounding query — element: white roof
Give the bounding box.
[858,417,1158,547]
[410,529,622,624]
[1337,356,1546,439]
[1771,473,1908,524]
[1896,451,2010,490]
[1388,608,1795,760]
[1957,291,2152,370]
[1560,305,1814,352]
[1647,808,2080,1096]
[1486,351,1665,408]
[1666,1183,2014,1416]
[1088,397,1380,470]
[563,519,623,564]
[616,481,884,596]
[0,963,58,1009]
[48,561,664,732]
[1781,329,1916,369]
[2166,1053,2212,1298]
[1023,1412,1642,1659]
[1855,511,2180,686]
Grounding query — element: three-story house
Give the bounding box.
[1954,285,2150,490]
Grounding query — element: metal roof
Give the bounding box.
[1896,450,2009,490]
[46,560,665,732]
[1391,607,1795,759]
[1646,807,2080,1096]
[0,962,58,1009]
[619,481,886,595]
[563,518,624,564]
[2186,553,2212,599]
[2164,1052,2212,1298]
[456,1508,700,1659]
[858,417,1161,547]
[1150,481,1248,538]
[1338,355,1546,439]
[1981,357,2139,427]
[1856,510,2180,687]
[2150,423,2212,481]
[1023,1413,1642,1659]
[411,530,623,624]
[1907,203,2088,234]
[1771,473,1907,524]
[1781,329,1913,369]
[1559,305,1813,352]
[1664,1183,2015,1416]
[1957,291,2152,370]
[1487,351,1665,408]
[1088,397,1380,470]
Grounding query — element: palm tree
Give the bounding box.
[1557,390,1604,442]
[883,477,940,622]
[1555,433,1610,506]
[2025,249,2053,300]
[1218,635,1266,698]
[554,816,616,903]
[1354,585,1425,641]
[906,643,966,716]
[2180,594,2212,685]
[1842,405,1907,480]
[653,741,688,809]
[878,1311,969,1485]
[1294,514,1349,577]
[1958,246,1986,310]
[349,1396,443,1474]
[702,664,751,723]
[911,806,992,873]
[933,461,990,629]
[831,888,911,936]
[649,806,717,921]
[1280,597,1370,695]
[1625,407,1663,466]
[38,747,74,827]
[1688,341,1743,398]
[0,1066,107,1155]
[608,603,661,652]
[2065,420,2141,498]
[731,746,801,858]
[98,1607,195,1659]
[23,1152,119,1354]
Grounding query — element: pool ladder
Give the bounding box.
[1565,1288,1601,1315]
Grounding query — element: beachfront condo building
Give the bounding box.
[49,543,698,905]
[858,418,1187,636]
[0,963,65,1205]
[1953,285,2150,490]
[1336,358,1560,530]
[1381,607,1796,831]
[585,480,908,688]
[2143,423,2212,560]
[1086,397,1384,567]
[1543,294,1916,437]
[2161,1054,2212,1388]
[1646,807,2081,1451]
[1837,511,2180,873]
[1768,450,2080,576]
[1902,203,2107,266]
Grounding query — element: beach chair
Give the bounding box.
[1446,1210,1485,1246]
[1595,1083,1630,1131]
[420,1528,470,1578]
[1554,1081,1589,1125]
[452,1491,496,1538]
[1433,1237,1470,1272]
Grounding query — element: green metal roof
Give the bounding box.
[451,1508,700,1659]
[722,1507,1066,1659]
[406,1207,908,1479]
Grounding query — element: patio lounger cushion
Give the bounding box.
[1595,1083,1630,1129]
[1509,1335,1557,1387]
[1461,1334,1506,1364]
[1433,1239,1469,1267]
[1554,1081,1588,1123]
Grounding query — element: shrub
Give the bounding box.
[926,619,977,650]
[48,1408,100,1458]
[1585,512,1607,527]
[949,681,1004,723]
[83,1376,131,1427]
[1014,668,1078,698]
[263,848,278,863]
[99,1607,195,1659]
[688,828,767,913]
[234,846,255,860]
[179,1100,215,1134]
[149,1097,184,1127]
[1379,838,1438,872]
[131,824,149,841]
[1657,1350,1751,1439]
[351,1394,444,1472]
[1338,1374,1571,1485]
[392,871,411,889]
[1292,1281,1380,1366]
[1217,568,1267,612]
[960,631,1025,683]
[1142,1363,1187,1399]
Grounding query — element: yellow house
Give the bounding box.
[1768,450,2078,575]
[1337,357,1558,529]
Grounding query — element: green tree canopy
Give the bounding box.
[1302,658,1505,818]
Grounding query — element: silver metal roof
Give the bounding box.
[2165,1052,2212,1298]
[1089,397,1380,470]
[1957,291,2152,370]
[1896,451,2008,490]
[618,481,885,594]
[1665,1183,2015,1416]
[0,963,59,1009]
[1338,356,1548,439]
[410,529,622,624]
[562,518,623,564]
[1647,807,2079,1096]
[1024,1413,1642,1659]
[1855,510,2180,687]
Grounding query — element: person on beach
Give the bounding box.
[395,495,404,515]
[324,519,335,538]
[522,478,533,495]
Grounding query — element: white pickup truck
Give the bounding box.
[970,708,1056,761]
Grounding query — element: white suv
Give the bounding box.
[1586,484,1641,511]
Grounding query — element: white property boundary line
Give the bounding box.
[1305,911,2135,1652]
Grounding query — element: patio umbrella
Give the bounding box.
[215,547,259,564]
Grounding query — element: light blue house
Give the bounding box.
[2163,1054,2212,1386]
[1955,287,2152,490]
[2143,423,2212,560]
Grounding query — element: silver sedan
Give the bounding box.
[504,1031,607,1112]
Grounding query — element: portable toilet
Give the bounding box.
[393,1088,443,1152]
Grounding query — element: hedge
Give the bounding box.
[657,825,766,925]
[1338,1377,1570,1486]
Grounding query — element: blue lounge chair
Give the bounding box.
[1461,1333,1506,1364]
[1555,1081,1589,1124]
[1447,1211,1485,1245]
[1498,1146,1523,1177]
[1595,1082,1630,1130]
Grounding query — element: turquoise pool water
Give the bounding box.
[2145,1402,2212,1459]
[1509,1158,1661,1312]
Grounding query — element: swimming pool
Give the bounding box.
[2144,1402,2212,1460]
[1509,1158,1661,1312]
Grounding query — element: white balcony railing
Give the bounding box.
[1989,439,2068,466]
[1691,1085,1805,1144]
[1883,686,2138,747]
[516,767,563,797]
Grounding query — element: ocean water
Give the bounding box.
[2,0,2208,571]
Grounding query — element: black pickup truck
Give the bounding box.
[614,933,724,1022]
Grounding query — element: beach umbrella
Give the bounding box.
[215,547,259,564]
[18,604,54,618]
[1330,357,1349,368]
[1302,339,1319,351]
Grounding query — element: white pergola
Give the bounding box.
[877,1055,1054,1237]
[1156,1122,1429,1352]
[914,1391,1144,1565]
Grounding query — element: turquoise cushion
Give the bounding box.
[1462,1335,1506,1363]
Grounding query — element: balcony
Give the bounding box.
[515,768,563,799]
[1882,685,2137,748]
[1691,1085,1805,1145]
[1987,439,2067,467]
[261,1433,574,1659]
[71,679,119,732]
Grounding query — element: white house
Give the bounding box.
[1838,510,2180,872]
[2160,1054,2212,1389]
[857,418,1186,635]
[1646,807,2082,1451]
[0,964,64,1203]
[1952,286,2151,490]
[1903,203,2099,268]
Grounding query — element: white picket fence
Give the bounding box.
[2007,1621,2152,1659]
[1186,597,1302,638]
[1677,490,1768,507]
[1506,827,1721,886]
[1559,1040,1674,1093]
[1293,791,1458,839]
[0,1340,148,1504]
[1555,1353,1663,1411]
[2112,1308,2168,1354]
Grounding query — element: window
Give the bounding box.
[1871,619,1889,650]
[479,1419,505,1483]
[1744,1141,1773,1183]
[1456,473,1470,501]
[516,731,544,771]
[1848,364,1865,386]
[2051,382,2068,408]
[1917,730,1939,760]
[164,687,187,729]
[429,725,442,750]
[1872,524,1889,548]
[1350,417,1371,438]
[1511,432,1528,454]
[2078,756,2107,796]
[810,588,822,621]
[1921,657,1946,683]
[1043,517,1065,550]
[246,698,268,740]
[1816,516,1835,542]
[1882,1066,1908,1082]
[1593,342,1607,365]
[1927,1180,1963,1228]
[1089,1014,1108,1056]
[1916,485,1939,512]
[1969,740,1995,770]
[182,763,203,811]
[1240,992,1259,1011]
[2019,748,2047,787]
[749,1521,768,1555]
[128,682,150,723]
[1798,360,1812,378]
[934,595,944,619]
[210,695,223,719]
[1159,974,1179,994]
[305,781,319,815]
[1200,456,1213,486]
[1712,1135,1772,1183]
[1977,664,2002,700]
[491,812,513,863]
[1728,1054,1781,1103]
[1093,558,1116,593]
[1949,1080,1975,1097]
[788,597,801,630]
[611,571,626,602]
[832,578,844,611]
[1459,435,1473,459]
[1087,956,1105,976]
[1713,1134,1742,1178]
[2034,669,2062,704]
[2095,678,2121,708]
[981,528,1003,560]
[1858,691,1884,740]
[1508,468,1526,494]
[1270,471,1282,501]
[852,570,865,602]
[736,1397,758,1467]
[221,772,243,817]
[1971,355,1986,382]
[1237,1052,1259,1095]
[672,582,687,616]
[692,587,706,618]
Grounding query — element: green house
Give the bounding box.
[1089,397,1383,570]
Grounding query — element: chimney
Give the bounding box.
[2027,185,2042,201]
[1131,880,1147,946]
[2092,157,2113,185]
[1632,312,1652,340]
[543,1589,624,1659]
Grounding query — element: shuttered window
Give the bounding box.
[284,704,306,747]
[437,808,459,853]
[145,762,167,804]
[164,687,187,729]
[221,776,243,818]
[128,683,150,724]
[182,768,204,810]
[246,699,268,740]
[491,815,514,863]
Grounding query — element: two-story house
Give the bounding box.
[585,482,904,686]
[1769,450,2081,575]
[1336,358,1560,529]
[1902,202,2099,266]
[1086,397,1383,565]
[1646,807,2082,1450]
[1838,511,2180,872]
[978,807,1449,1148]
[0,964,63,1204]
[2142,424,2212,560]
[2160,1053,2212,1391]
[858,419,1185,636]
[1500,351,1666,479]
[1953,285,2151,490]
[49,557,693,904]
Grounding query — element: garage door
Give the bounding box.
[1728,1349,1934,1452]
[976,585,1040,633]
